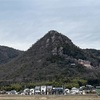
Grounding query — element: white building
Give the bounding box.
[46,86,53,95]
[34,86,41,95]
[23,88,30,95]
[7,90,18,95]
[30,89,34,95]
[64,89,70,95]
[41,86,46,94]
[71,87,79,94]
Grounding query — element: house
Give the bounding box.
[34,86,41,95]
[79,86,85,90]
[30,89,34,95]
[46,86,53,95]
[79,85,95,94]
[64,89,70,95]
[96,86,100,96]
[79,86,86,95]
[41,86,46,95]
[71,87,79,94]
[0,90,6,94]
[52,87,64,95]
[7,90,18,95]
[19,90,25,95]
[85,85,94,93]
[23,88,30,95]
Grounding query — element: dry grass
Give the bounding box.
[0,95,100,100]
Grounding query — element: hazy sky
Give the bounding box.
[0,0,100,50]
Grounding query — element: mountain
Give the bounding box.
[85,49,100,58]
[0,30,100,84]
[0,46,24,65]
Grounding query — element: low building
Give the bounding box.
[41,86,46,95]
[52,87,64,95]
[23,88,30,95]
[64,89,70,95]
[96,86,100,96]
[85,85,94,93]
[7,90,18,95]
[34,86,41,95]
[71,87,79,94]
[30,89,34,95]
[46,86,53,95]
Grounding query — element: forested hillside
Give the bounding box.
[0,30,100,87]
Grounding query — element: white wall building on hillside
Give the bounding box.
[78,59,92,69]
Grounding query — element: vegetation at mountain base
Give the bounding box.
[0,78,88,91]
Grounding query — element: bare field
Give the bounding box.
[0,95,100,100]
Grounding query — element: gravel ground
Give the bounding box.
[0,95,99,100]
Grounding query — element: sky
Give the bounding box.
[0,0,100,50]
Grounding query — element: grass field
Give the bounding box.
[0,95,100,100]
